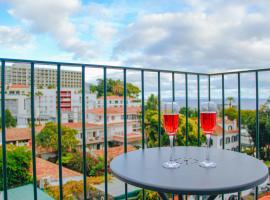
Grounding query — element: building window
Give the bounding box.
[111,116,115,121]
[226,137,230,144]
[228,125,233,130]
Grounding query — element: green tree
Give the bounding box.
[240,103,270,160]
[36,122,79,153]
[62,151,104,176]
[179,107,198,118]
[90,78,140,98]
[0,109,17,129]
[224,107,238,121]
[0,145,32,190]
[143,95,205,147]
[145,94,158,111]
[226,96,235,108]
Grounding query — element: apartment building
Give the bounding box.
[5,64,82,88]
[96,95,140,108]
[211,117,239,151]
[1,85,96,127]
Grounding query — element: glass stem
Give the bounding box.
[206,134,211,162]
[169,135,174,162]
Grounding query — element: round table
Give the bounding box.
[110,147,268,200]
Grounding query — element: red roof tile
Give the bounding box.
[259,195,270,200]
[86,106,140,115]
[5,126,43,142]
[34,157,81,180]
[62,121,136,129]
[97,95,134,100]
[93,145,136,161]
[212,124,239,136]
[112,133,141,143]
[7,84,29,89]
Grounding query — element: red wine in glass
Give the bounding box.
[200,112,216,134]
[199,102,217,168]
[163,114,179,136]
[162,102,180,169]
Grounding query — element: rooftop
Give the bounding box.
[93,145,136,161]
[6,126,43,142]
[34,157,81,181]
[86,106,140,115]
[97,95,134,100]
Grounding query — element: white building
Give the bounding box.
[5,64,82,88]
[211,117,239,151]
[96,95,140,108]
[1,85,97,127]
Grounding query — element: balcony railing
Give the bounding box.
[0,57,268,200]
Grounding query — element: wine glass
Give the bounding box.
[199,101,217,168]
[162,101,180,169]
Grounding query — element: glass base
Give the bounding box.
[162,161,181,169]
[199,160,216,168]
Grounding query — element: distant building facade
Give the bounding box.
[5,64,82,88]
[211,117,239,151]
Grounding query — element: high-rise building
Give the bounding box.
[5,64,82,88]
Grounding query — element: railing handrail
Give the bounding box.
[2,57,270,76]
[0,57,208,75]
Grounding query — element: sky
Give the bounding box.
[1,0,270,99]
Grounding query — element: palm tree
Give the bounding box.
[35,90,43,125]
[226,96,235,108]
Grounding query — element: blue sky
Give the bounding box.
[1,0,270,99]
[1,0,270,75]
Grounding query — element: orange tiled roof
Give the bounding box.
[213,124,239,136]
[259,195,270,200]
[7,84,29,89]
[34,157,81,180]
[6,126,43,142]
[86,106,140,115]
[62,121,136,130]
[216,118,235,124]
[97,95,134,100]
[93,145,136,161]
[113,133,141,143]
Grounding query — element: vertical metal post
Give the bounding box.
[141,70,145,149]
[30,62,37,200]
[172,72,175,200]
[255,71,259,200]
[185,73,188,146]
[197,75,200,146]
[255,71,259,159]
[141,70,145,200]
[172,73,175,101]
[158,71,161,147]
[103,67,108,200]
[208,75,211,101]
[237,72,241,200]
[222,74,225,149]
[1,60,7,200]
[81,65,87,200]
[57,64,63,200]
[237,73,241,152]
[123,69,128,200]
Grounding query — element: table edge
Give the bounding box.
[110,148,269,195]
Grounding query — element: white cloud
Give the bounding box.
[7,0,97,59]
[0,25,33,50]
[114,1,270,73]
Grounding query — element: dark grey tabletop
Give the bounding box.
[110,147,269,195]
